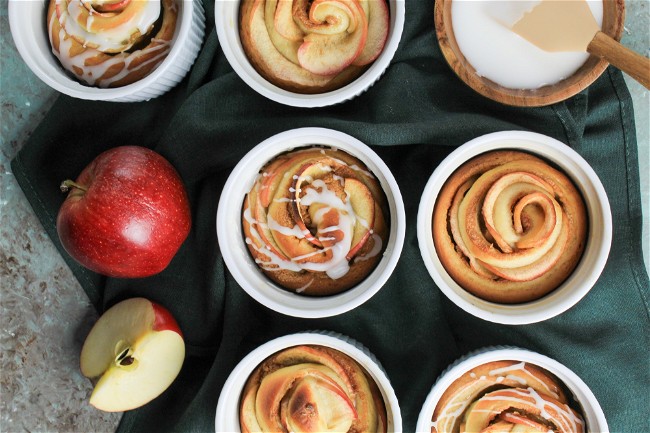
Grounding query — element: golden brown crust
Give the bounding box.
[242,147,390,296]
[238,0,386,94]
[47,0,178,88]
[240,345,387,433]
[432,361,584,433]
[432,150,587,303]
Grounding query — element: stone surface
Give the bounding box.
[621,0,649,272]
[0,1,647,432]
[0,8,121,433]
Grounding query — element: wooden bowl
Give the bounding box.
[434,0,625,107]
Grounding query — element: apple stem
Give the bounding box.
[60,180,87,193]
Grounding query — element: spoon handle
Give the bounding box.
[588,31,650,89]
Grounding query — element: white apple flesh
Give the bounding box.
[80,298,185,412]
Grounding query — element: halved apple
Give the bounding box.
[79,298,185,412]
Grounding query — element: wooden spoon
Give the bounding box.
[512,0,650,89]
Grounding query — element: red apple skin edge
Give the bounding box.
[80,298,185,412]
[152,301,183,336]
[56,146,191,278]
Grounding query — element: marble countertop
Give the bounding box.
[1,2,647,432]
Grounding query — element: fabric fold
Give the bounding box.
[10,0,649,431]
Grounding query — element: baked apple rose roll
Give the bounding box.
[242,147,389,296]
[433,150,587,303]
[47,0,178,88]
[240,345,387,433]
[432,361,586,433]
[239,0,390,93]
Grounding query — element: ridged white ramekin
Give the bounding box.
[416,346,608,433]
[9,0,205,102]
[215,331,402,432]
[216,127,405,318]
[215,0,405,107]
[417,131,612,325]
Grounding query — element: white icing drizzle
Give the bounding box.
[58,0,161,52]
[245,153,383,280]
[354,234,383,263]
[243,207,302,272]
[330,156,374,178]
[267,214,309,239]
[433,362,584,433]
[477,387,584,432]
[295,279,314,293]
[489,361,558,399]
[49,0,173,87]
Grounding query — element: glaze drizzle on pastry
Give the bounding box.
[432,361,585,433]
[242,147,389,296]
[47,0,178,88]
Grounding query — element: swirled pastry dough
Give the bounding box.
[433,150,587,303]
[432,361,585,433]
[240,345,387,433]
[239,0,390,93]
[243,147,389,296]
[47,0,178,87]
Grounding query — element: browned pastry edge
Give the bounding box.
[240,345,387,433]
[47,0,178,88]
[431,360,583,433]
[242,147,390,297]
[238,0,371,94]
[432,150,588,304]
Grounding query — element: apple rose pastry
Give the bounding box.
[433,150,587,303]
[242,147,389,296]
[432,361,586,433]
[239,0,390,93]
[240,345,387,433]
[47,0,178,88]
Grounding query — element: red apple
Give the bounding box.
[80,298,185,412]
[56,146,191,278]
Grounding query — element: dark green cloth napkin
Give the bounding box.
[12,0,649,431]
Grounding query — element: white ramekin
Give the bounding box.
[417,131,612,325]
[8,0,205,102]
[215,0,405,107]
[416,347,609,433]
[215,331,402,432]
[216,127,405,318]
